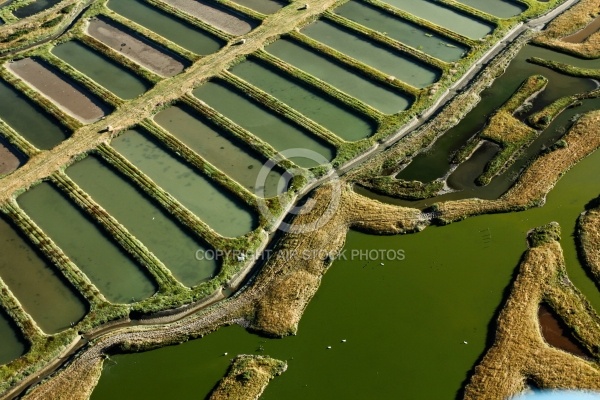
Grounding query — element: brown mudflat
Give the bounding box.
[7,58,107,123]
[538,303,590,358]
[85,18,186,77]
[161,0,256,36]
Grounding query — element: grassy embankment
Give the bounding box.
[454,74,547,185]
[208,355,287,400]
[533,0,600,59]
[464,223,600,399]
[577,196,600,285]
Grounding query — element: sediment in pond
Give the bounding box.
[7,58,109,123]
[85,18,187,78]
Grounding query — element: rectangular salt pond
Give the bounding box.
[0,310,24,365]
[380,0,495,39]
[230,59,376,141]
[86,18,188,78]
[0,216,86,333]
[107,0,224,55]
[154,105,284,198]
[193,81,335,168]
[7,58,110,123]
[266,38,411,114]
[13,0,61,19]
[67,156,218,287]
[302,20,440,88]
[160,0,257,36]
[335,1,468,62]
[52,40,151,100]
[455,0,526,18]
[18,182,157,304]
[0,79,69,150]
[111,129,257,238]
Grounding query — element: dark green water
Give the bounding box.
[335,0,468,62]
[0,79,69,150]
[107,0,224,55]
[230,59,376,141]
[398,45,598,183]
[67,156,218,287]
[51,40,151,100]
[0,310,25,365]
[111,129,258,238]
[302,20,441,88]
[153,105,284,198]
[17,182,157,304]
[0,216,86,334]
[266,38,412,114]
[13,0,60,19]
[91,147,600,399]
[380,0,495,39]
[193,81,335,168]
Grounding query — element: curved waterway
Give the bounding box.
[91,145,600,399]
[397,44,598,183]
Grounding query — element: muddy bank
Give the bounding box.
[161,0,256,36]
[7,58,108,123]
[208,355,287,400]
[464,223,600,399]
[85,18,186,77]
[538,303,590,358]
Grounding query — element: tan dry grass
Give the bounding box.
[464,224,600,399]
[21,356,103,400]
[534,0,600,58]
[579,203,600,283]
[209,355,287,400]
[480,110,536,144]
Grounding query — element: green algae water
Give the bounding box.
[335,0,468,62]
[302,20,441,88]
[0,310,24,365]
[91,146,600,399]
[193,81,335,168]
[0,79,69,150]
[13,0,60,19]
[111,129,257,238]
[230,59,376,141]
[153,105,284,198]
[107,0,223,55]
[67,156,218,287]
[266,38,412,114]
[0,217,86,334]
[17,182,157,304]
[51,41,151,100]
